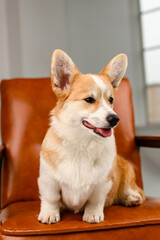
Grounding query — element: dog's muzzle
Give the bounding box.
[106,114,119,128]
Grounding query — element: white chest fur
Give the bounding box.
[55,135,115,187]
[39,134,116,213]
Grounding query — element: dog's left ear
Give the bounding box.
[100,54,128,91]
[51,49,79,96]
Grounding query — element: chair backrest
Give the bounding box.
[0,77,142,209]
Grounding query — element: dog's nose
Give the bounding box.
[106,114,119,127]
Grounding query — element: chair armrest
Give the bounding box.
[135,136,160,148]
[0,145,5,161]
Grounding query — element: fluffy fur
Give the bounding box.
[38,49,145,224]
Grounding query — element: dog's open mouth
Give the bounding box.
[82,120,112,137]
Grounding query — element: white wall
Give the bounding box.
[0,0,159,197]
[1,0,68,78]
[18,0,69,78]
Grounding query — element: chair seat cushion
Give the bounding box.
[0,197,160,236]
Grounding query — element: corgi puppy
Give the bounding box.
[38,49,145,224]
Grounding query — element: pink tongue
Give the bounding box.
[95,128,112,137]
[83,120,112,137]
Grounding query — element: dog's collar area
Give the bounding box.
[82,120,112,137]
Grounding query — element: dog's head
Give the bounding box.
[50,49,128,139]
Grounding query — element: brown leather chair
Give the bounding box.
[0,77,160,240]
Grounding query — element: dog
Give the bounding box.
[38,49,145,224]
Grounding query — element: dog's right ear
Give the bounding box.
[51,49,79,96]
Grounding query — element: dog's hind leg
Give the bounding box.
[117,157,145,207]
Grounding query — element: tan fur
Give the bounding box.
[54,74,115,114]
[100,54,128,91]
[41,127,62,170]
[105,155,145,207]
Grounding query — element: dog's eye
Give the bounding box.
[84,97,95,103]
[109,97,114,104]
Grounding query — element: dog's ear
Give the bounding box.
[100,54,128,91]
[51,49,79,96]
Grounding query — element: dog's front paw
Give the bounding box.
[38,210,60,224]
[83,211,104,223]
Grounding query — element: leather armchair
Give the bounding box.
[0,77,160,240]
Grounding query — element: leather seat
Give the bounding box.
[1,197,160,237]
[0,77,160,239]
